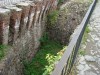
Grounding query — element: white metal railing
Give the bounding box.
[0,0,29,7]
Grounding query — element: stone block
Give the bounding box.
[33,1,43,50]
[27,2,36,30]
[51,0,58,10]
[0,8,10,45]
[16,2,30,36]
[5,6,22,45]
[33,1,42,27]
[0,0,58,75]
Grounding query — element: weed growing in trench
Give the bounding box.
[23,33,67,75]
[58,0,64,5]
[47,10,59,26]
[78,49,85,56]
[0,45,7,60]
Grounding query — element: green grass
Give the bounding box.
[82,26,90,44]
[58,0,63,5]
[78,49,85,56]
[78,26,90,55]
[0,45,7,60]
[47,10,59,26]
[23,33,66,75]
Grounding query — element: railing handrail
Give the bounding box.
[51,0,97,75]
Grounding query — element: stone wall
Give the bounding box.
[0,0,58,75]
[47,0,91,45]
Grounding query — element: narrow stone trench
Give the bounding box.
[23,0,92,75]
[0,0,93,75]
[72,0,100,75]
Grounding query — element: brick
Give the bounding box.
[0,8,10,45]
[27,2,36,30]
[16,2,30,36]
[5,6,22,45]
[33,1,43,50]
[34,1,42,24]
[52,0,58,10]
[44,0,50,13]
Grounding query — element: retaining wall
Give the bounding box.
[0,0,58,75]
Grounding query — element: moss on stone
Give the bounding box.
[47,10,59,26]
[0,45,8,60]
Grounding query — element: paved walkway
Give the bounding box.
[75,0,100,75]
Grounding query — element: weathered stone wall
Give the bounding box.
[0,0,58,75]
[47,0,91,45]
